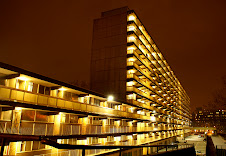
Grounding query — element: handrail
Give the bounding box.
[40,139,194,156]
[0,133,191,156]
[41,138,193,149]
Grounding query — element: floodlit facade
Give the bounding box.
[0,62,185,156]
[0,7,191,156]
[0,59,186,156]
[91,5,191,136]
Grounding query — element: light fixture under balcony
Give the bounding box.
[128,15,135,21]
[17,76,29,81]
[58,87,66,91]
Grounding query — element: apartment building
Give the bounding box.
[0,61,186,155]
[0,7,190,156]
[91,7,190,130]
[192,108,226,133]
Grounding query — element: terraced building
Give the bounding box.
[91,6,191,135]
[0,7,191,156]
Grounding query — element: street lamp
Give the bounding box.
[107,95,114,101]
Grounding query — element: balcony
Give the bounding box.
[0,85,163,125]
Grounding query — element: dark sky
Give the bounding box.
[0,0,226,112]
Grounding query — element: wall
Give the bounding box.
[90,7,128,101]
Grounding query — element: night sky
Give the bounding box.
[0,0,226,112]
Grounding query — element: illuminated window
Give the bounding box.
[20,141,32,152]
[127,69,136,74]
[127,81,134,86]
[128,26,135,31]
[107,136,114,142]
[16,79,25,90]
[94,98,100,106]
[27,82,33,92]
[87,137,99,144]
[128,36,136,42]
[128,15,135,21]
[32,141,45,150]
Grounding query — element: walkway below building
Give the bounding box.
[183,135,206,156]
[212,135,226,150]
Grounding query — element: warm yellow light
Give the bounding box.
[127,81,134,86]
[58,87,66,91]
[107,95,114,101]
[139,45,144,52]
[15,107,22,111]
[128,15,135,21]
[127,69,136,74]
[127,46,135,51]
[17,77,28,81]
[128,36,136,41]
[128,26,135,31]
[127,57,136,62]
[150,116,156,122]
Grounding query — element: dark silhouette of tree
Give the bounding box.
[207,75,226,111]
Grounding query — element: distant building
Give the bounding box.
[192,108,226,133]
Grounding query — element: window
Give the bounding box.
[45,87,51,95]
[32,141,39,150]
[68,138,77,145]
[107,136,114,142]
[27,82,33,92]
[32,141,45,150]
[89,117,100,125]
[21,110,35,121]
[120,120,127,126]
[38,85,45,94]
[63,91,72,100]
[106,119,114,125]
[84,96,89,104]
[70,114,78,123]
[94,99,100,106]
[20,141,32,152]
[32,83,38,93]
[36,111,48,122]
[0,79,6,86]
[1,110,12,120]
[16,79,25,90]
[107,102,115,109]
[71,93,78,101]
[87,137,99,144]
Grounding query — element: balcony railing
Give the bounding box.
[37,138,194,156]
[0,85,151,121]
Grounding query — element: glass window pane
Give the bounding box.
[38,85,45,94]
[21,110,35,121]
[45,87,50,95]
[32,141,39,150]
[36,111,48,122]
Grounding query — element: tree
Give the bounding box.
[207,75,226,111]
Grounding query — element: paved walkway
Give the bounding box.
[184,135,206,156]
[211,135,226,149]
